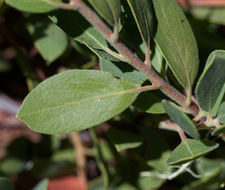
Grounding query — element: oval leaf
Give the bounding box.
[162,101,200,139]
[152,0,199,89]
[88,0,120,26]
[167,139,219,165]
[127,0,154,45]
[27,17,68,65]
[195,50,225,112]
[17,70,139,134]
[5,0,60,13]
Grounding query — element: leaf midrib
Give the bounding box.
[18,85,138,118]
[156,0,191,88]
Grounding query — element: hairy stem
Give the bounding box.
[58,0,199,115]
[159,120,187,142]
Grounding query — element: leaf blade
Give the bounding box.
[49,10,107,50]
[5,0,60,13]
[88,0,120,26]
[162,101,200,139]
[152,0,199,89]
[127,0,154,45]
[167,139,219,165]
[195,50,225,112]
[17,70,139,134]
[27,17,68,65]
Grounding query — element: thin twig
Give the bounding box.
[159,120,187,142]
[144,43,151,66]
[43,0,199,115]
[70,132,88,190]
[67,0,198,115]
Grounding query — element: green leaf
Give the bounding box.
[167,139,219,165]
[17,70,139,134]
[191,7,225,26]
[90,128,110,190]
[31,160,74,178]
[5,0,60,13]
[33,179,49,190]
[51,149,76,162]
[195,50,225,112]
[127,0,154,45]
[183,158,225,190]
[211,84,225,116]
[140,127,170,173]
[218,102,225,124]
[89,177,104,190]
[100,59,147,84]
[152,0,199,89]
[49,10,107,50]
[162,101,200,139]
[139,42,165,74]
[0,178,14,190]
[147,150,171,173]
[107,128,142,152]
[84,42,119,62]
[0,157,25,175]
[88,0,120,26]
[138,176,164,190]
[133,90,166,114]
[211,125,225,136]
[0,58,11,72]
[27,17,68,65]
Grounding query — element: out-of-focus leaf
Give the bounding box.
[0,158,25,175]
[88,177,104,190]
[5,0,60,13]
[162,101,200,139]
[27,17,68,65]
[49,10,107,50]
[0,58,11,72]
[32,160,74,178]
[133,90,166,114]
[127,0,154,45]
[51,149,76,162]
[191,7,225,26]
[33,179,49,190]
[90,128,110,190]
[183,158,225,190]
[147,151,171,173]
[195,50,225,112]
[218,102,225,124]
[88,0,120,26]
[140,127,170,173]
[100,59,147,84]
[138,175,165,190]
[0,178,14,190]
[107,128,142,152]
[17,70,139,134]
[152,0,199,89]
[211,125,225,136]
[167,139,219,165]
[111,175,164,190]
